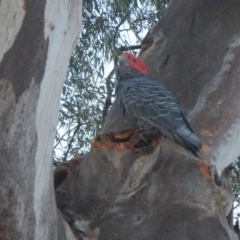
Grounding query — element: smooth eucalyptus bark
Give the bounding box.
[0,0,82,239]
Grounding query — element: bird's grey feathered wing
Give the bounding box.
[116,76,202,154]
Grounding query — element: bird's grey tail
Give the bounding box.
[173,126,202,157]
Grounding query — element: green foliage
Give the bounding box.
[231,158,240,216]
[53,0,169,163]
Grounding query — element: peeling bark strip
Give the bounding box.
[0,0,82,239]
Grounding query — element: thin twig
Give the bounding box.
[127,18,142,42]
[63,122,82,161]
[112,11,130,54]
[118,45,141,51]
[54,126,76,148]
[102,67,116,125]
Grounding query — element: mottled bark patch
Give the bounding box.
[0,0,48,102]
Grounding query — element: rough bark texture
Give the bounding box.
[0,0,82,239]
[55,142,237,240]
[54,0,240,239]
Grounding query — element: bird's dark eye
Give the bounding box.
[132,59,136,63]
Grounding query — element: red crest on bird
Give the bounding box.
[120,52,149,74]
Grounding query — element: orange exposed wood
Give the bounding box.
[91,129,159,152]
[196,161,212,179]
[114,129,138,140]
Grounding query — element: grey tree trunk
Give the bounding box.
[1,0,240,239]
[0,0,82,239]
[55,0,240,239]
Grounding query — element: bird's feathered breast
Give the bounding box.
[116,74,185,132]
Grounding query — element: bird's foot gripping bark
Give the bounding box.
[91,129,159,153]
